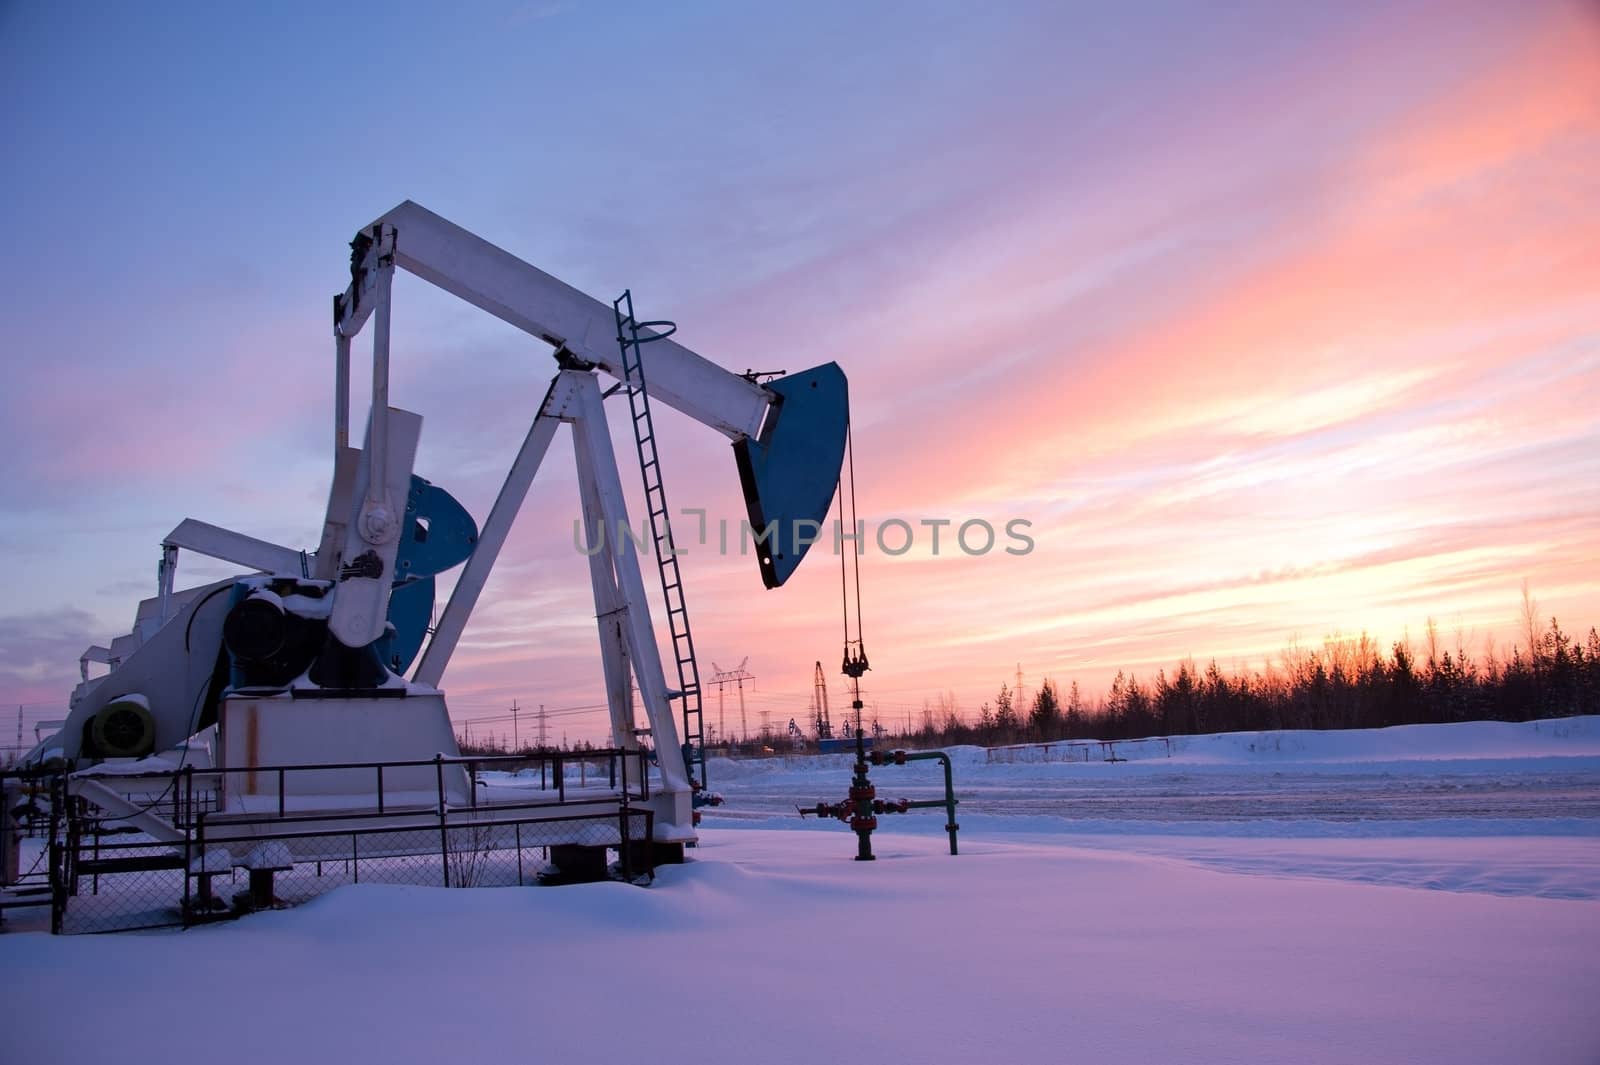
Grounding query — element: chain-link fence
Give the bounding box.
[56,832,190,934]
[4,757,658,935]
[53,810,654,934]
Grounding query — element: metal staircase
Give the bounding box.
[612,291,707,793]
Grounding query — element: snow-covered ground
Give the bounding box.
[705,717,1600,900]
[6,717,1598,1064]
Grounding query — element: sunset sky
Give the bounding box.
[2,1,1596,746]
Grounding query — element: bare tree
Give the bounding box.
[1521,580,1541,669]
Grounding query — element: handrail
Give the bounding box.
[64,747,646,777]
[50,748,656,835]
[190,806,641,846]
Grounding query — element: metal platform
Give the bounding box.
[3,751,662,933]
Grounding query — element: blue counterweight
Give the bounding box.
[733,362,850,589]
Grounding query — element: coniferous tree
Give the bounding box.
[976,701,995,745]
[1029,678,1061,739]
[993,683,1019,741]
[1064,680,1085,738]
[878,604,1596,752]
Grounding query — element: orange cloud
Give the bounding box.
[737,3,1600,714]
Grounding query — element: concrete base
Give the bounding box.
[543,844,609,884]
[650,841,686,865]
[622,839,684,871]
[644,790,698,845]
[247,868,281,909]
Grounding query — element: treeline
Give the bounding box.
[890,616,1600,748]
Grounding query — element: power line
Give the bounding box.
[454,700,609,725]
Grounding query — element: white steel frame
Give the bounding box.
[323,203,791,837]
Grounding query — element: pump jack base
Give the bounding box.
[652,841,686,865]
[536,844,611,885]
[623,839,685,870]
[532,841,680,885]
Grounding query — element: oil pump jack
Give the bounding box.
[25,202,850,850]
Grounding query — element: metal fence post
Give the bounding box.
[182,812,194,928]
[63,786,79,898]
[619,808,631,882]
[436,755,450,887]
[48,774,64,934]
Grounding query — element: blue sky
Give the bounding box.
[2,1,1596,744]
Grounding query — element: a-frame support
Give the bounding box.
[413,368,693,840]
[574,418,638,756]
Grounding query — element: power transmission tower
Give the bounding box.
[736,665,751,740]
[536,703,549,749]
[710,658,755,741]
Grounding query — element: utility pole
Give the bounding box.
[510,699,520,752]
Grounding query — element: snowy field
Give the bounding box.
[6,718,1599,1064]
[707,716,1600,900]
